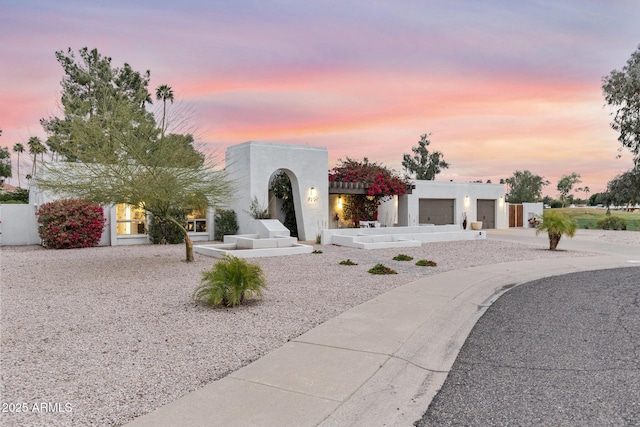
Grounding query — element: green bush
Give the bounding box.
[393,254,413,261]
[36,199,106,249]
[214,209,238,240]
[149,211,185,244]
[0,188,29,203]
[368,263,397,275]
[416,259,437,267]
[193,255,267,307]
[596,215,627,230]
[312,249,323,254]
[339,259,358,265]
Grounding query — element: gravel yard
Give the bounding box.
[0,230,635,426]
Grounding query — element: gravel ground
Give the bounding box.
[0,231,636,426]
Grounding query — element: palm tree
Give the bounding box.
[193,255,266,307]
[535,210,577,250]
[27,136,46,178]
[12,143,24,188]
[155,84,174,138]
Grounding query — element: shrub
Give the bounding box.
[368,263,397,275]
[312,249,323,254]
[535,210,577,250]
[596,215,627,230]
[393,254,413,261]
[246,196,269,219]
[149,211,185,244]
[214,209,238,240]
[416,259,437,267]
[36,199,106,249]
[339,259,358,265]
[0,188,29,204]
[193,255,266,307]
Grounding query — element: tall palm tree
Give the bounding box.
[27,136,46,178]
[12,143,24,188]
[155,84,174,138]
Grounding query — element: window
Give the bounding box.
[186,208,207,233]
[116,204,147,235]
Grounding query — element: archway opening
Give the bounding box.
[269,169,299,237]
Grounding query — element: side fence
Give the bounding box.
[0,204,41,246]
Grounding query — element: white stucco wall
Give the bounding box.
[401,181,507,229]
[523,202,544,227]
[225,141,329,241]
[0,204,41,245]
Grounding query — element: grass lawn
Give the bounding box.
[550,207,640,231]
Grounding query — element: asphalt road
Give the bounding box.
[415,266,640,427]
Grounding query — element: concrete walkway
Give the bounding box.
[126,230,640,427]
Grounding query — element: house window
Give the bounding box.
[116,204,147,235]
[185,208,207,233]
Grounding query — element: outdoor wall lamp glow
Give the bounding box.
[337,196,343,209]
[308,187,318,203]
[464,195,470,208]
[498,196,504,207]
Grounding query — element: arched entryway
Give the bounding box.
[269,169,300,237]
[224,142,328,241]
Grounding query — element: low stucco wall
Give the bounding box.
[0,204,41,245]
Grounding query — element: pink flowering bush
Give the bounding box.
[328,157,410,198]
[37,199,106,249]
[329,158,411,225]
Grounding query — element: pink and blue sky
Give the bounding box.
[1,0,639,196]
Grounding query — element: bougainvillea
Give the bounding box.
[328,157,411,198]
[36,199,106,249]
[329,157,411,225]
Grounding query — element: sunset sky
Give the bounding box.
[1,0,639,196]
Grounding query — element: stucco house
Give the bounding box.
[1,141,511,247]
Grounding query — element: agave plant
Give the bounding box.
[535,210,577,250]
[193,255,266,307]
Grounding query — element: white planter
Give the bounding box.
[470,221,483,230]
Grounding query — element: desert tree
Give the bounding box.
[602,44,640,165]
[402,133,449,180]
[504,170,550,203]
[36,48,233,261]
[605,167,640,209]
[557,172,582,207]
[36,97,232,261]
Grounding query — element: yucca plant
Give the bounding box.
[535,210,577,251]
[193,255,266,307]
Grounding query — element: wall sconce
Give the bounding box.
[498,196,504,207]
[308,187,318,203]
[464,195,470,208]
[337,196,343,209]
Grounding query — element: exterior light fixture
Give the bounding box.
[464,195,470,208]
[337,196,343,209]
[308,187,318,203]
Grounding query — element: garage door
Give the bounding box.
[477,199,495,229]
[419,199,454,225]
